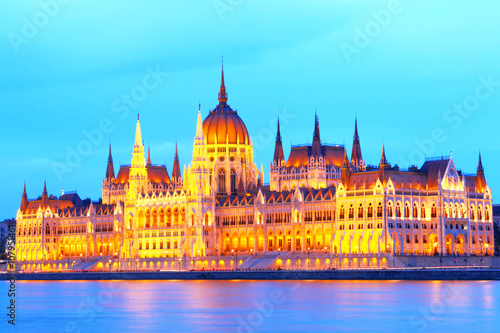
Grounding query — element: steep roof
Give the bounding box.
[115,165,170,185]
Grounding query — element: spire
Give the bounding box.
[342,149,350,168]
[273,118,285,165]
[380,144,388,166]
[476,151,486,193]
[313,111,320,140]
[21,182,28,212]
[41,180,49,209]
[42,180,48,197]
[341,149,351,186]
[146,146,152,166]
[477,151,484,172]
[172,142,181,182]
[312,112,322,157]
[218,63,228,104]
[195,104,204,140]
[134,114,143,148]
[105,143,115,181]
[351,116,363,167]
[379,144,390,185]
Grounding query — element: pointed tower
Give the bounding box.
[20,182,28,213]
[311,112,322,157]
[218,64,228,105]
[341,149,351,186]
[128,114,148,199]
[476,151,486,193]
[273,118,285,166]
[379,144,390,184]
[41,181,48,209]
[172,142,181,185]
[351,117,364,171]
[105,144,115,181]
[146,146,152,166]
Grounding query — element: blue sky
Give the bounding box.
[1,0,499,219]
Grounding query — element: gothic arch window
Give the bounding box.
[180,207,186,226]
[152,209,157,228]
[348,204,354,219]
[478,206,483,220]
[145,210,150,228]
[173,208,179,226]
[218,169,226,193]
[431,203,437,218]
[367,203,373,218]
[166,208,172,227]
[455,204,459,218]
[413,203,418,219]
[388,201,393,218]
[421,203,426,219]
[404,203,410,218]
[159,209,164,227]
[377,202,383,218]
[485,206,490,221]
[396,202,402,218]
[470,205,475,220]
[230,169,236,194]
[339,205,345,219]
[358,204,363,219]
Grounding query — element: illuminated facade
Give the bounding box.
[15,67,494,268]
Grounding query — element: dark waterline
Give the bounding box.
[2,280,499,332]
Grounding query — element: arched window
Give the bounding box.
[377,202,383,218]
[388,202,393,218]
[173,208,179,226]
[339,205,345,219]
[159,209,164,227]
[414,234,419,243]
[138,210,144,229]
[348,204,354,219]
[145,210,150,228]
[230,169,237,194]
[218,169,226,193]
[470,206,475,220]
[485,206,490,221]
[406,234,410,243]
[444,203,449,218]
[404,203,410,218]
[152,209,157,228]
[455,204,459,218]
[367,203,373,218]
[358,204,363,219]
[181,207,186,225]
[421,203,426,219]
[461,205,466,219]
[431,203,437,218]
[396,202,401,218]
[413,203,418,219]
[205,214,209,226]
[478,206,483,220]
[166,209,172,227]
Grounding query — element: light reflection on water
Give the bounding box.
[2,280,499,332]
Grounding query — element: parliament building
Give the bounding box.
[15,68,495,271]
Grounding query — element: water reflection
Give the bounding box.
[4,280,500,332]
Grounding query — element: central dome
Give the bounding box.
[202,67,249,145]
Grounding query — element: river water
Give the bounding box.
[2,280,499,332]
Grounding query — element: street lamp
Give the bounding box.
[307,247,310,270]
[216,248,219,270]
